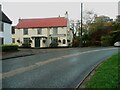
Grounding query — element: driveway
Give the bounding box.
[1,47,119,88]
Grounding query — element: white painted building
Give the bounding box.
[0,12,12,45]
[13,12,73,48]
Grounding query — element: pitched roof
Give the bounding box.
[0,12,12,24]
[16,17,67,29]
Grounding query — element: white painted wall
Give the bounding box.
[13,26,73,48]
[14,28,48,47]
[0,22,12,44]
[57,27,68,46]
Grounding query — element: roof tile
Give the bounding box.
[16,17,67,28]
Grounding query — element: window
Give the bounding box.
[23,38,30,44]
[0,37,4,45]
[63,39,66,44]
[12,26,15,34]
[37,28,42,34]
[0,22,4,32]
[23,28,28,35]
[53,27,58,35]
[12,38,15,43]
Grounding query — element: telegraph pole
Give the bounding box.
[80,3,83,47]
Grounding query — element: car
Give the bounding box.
[114,41,120,47]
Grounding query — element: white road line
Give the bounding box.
[1,48,118,79]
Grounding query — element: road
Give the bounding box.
[2,47,119,88]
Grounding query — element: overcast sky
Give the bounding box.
[1,2,118,26]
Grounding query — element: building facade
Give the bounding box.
[0,12,12,45]
[13,12,73,48]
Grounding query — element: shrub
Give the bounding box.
[49,42,58,48]
[0,44,18,52]
[63,39,66,44]
[17,40,20,43]
[21,43,31,48]
[29,40,32,43]
[58,40,61,43]
[101,35,112,46]
[43,40,46,43]
[72,39,80,47]
[67,40,70,42]
[111,30,120,45]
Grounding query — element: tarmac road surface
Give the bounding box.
[2,47,119,88]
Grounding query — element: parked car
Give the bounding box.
[114,41,120,47]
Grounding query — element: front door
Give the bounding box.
[35,37,40,48]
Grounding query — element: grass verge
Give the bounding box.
[85,53,120,88]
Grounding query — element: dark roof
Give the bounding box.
[16,17,67,29]
[0,12,12,24]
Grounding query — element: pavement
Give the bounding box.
[1,48,74,60]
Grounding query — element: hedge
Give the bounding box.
[101,35,112,46]
[21,43,31,48]
[0,44,18,52]
[72,39,80,47]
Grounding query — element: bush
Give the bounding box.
[21,43,31,48]
[111,30,120,45]
[0,44,18,52]
[67,40,70,42]
[58,40,61,43]
[17,40,20,43]
[72,39,80,47]
[49,42,58,48]
[101,35,112,46]
[43,40,46,43]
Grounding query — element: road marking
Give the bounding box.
[1,48,118,79]
[2,64,37,79]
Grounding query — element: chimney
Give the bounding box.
[65,11,68,19]
[18,18,21,22]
